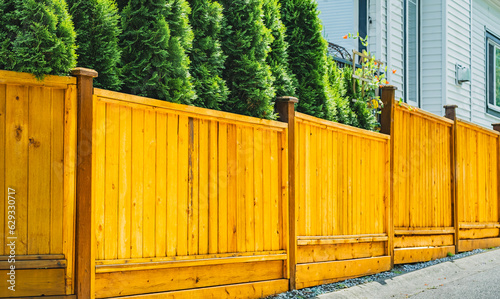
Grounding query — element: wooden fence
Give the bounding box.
[0,70,77,297]
[455,118,500,252]
[280,107,391,289]
[1,71,500,298]
[381,87,456,264]
[91,88,289,298]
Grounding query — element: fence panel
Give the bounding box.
[456,119,500,251]
[0,70,77,297]
[293,112,391,289]
[390,101,455,264]
[92,88,289,298]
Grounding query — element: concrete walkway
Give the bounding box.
[316,248,500,299]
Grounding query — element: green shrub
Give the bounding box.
[219,0,276,119]
[120,0,195,103]
[326,58,356,126]
[262,0,295,97]
[280,0,334,120]
[189,0,228,109]
[0,0,77,78]
[68,0,122,90]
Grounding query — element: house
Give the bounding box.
[317,0,500,129]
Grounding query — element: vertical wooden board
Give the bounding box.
[227,124,237,253]
[50,89,65,254]
[166,114,179,257]
[327,130,334,236]
[104,103,120,260]
[340,132,347,235]
[472,130,478,223]
[279,129,288,253]
[409,115,417,228]
[118,106,132,259]
[298,123,306,236]
[320,128,328,236]
[309,126,317,236]
[351,135,359,235]
[485,135,492,222]
[359,136,366,234]
[245,127,255,252]
[0,84,4,255]
[198,119,209,255]
[424,119,429,227]
[143,110,157,258]
[28,87,51,255]
[208,121,218,254]
[218,123,228,253]
[271,131,280,250]
[131,108,144,258]
[304,123,311,236]
[156,112,167,257]
[63,85,77,294]
[347,135,353,235]
[94,100,106,260]
[187,118,199,256]
[477,132,484,223]
[404,112,411,228]
[254,128,264,251]
[177,115,189,256]
[262,129,272,250]
[236,126,246,252]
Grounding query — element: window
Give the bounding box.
[487,32,500,116]
[405,0,419,107]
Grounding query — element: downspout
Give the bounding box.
[469,0,473,122]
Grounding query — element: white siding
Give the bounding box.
[446,0,473,121]
[387,0,405,100]
[469,0,500,127]
[368,0,388,64]
[317,0,357,51]
[420,0,444,115]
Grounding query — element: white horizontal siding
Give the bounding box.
[420,0,444,116]
[388,0,405,100]
[317,0,357,51]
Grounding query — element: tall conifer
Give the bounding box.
[262,0,295,97]
[220,0,275,119]
[0,0,77,78]
[280,0,334,120]
[68,0,122,90]
[120,0,195,103]
[189,0,228,110]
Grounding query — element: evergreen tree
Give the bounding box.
[68,0,122,90]
[280,0,334,120]
[115,0,128,11]
[262,0,295,97]
[0,0,77,78]
[120,0,195,103]
[220,0,276,119]
[327,57,357,126]
[189,0,228,109]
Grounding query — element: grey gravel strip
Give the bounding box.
[265,248,493,299]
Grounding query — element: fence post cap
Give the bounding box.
[276,96,299,103]
[492,123,500,131]
[443,105,458,108]
[71,67,98,78]
[380,85,397,90]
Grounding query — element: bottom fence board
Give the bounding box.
[297,242,386,264]
[295,256,391,289]
[459,229,499,240]
[95,260,284,298]
[0,268,66,297]
[102,279,289,299]
[394,235,454,248]
[394,246,455,264]
[458,238,500,252]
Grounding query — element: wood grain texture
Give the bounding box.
[394,246,455,264]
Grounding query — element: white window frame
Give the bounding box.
[486,32,500,115]
[405,0,419,107]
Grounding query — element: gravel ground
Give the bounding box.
[265,248,496,299]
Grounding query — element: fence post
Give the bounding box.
[71,67,98,299]
[275,96,298,290]
[380,86,396,135]
[379,86,396,267]
[493,123,500,235]
[444,105,459,254]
